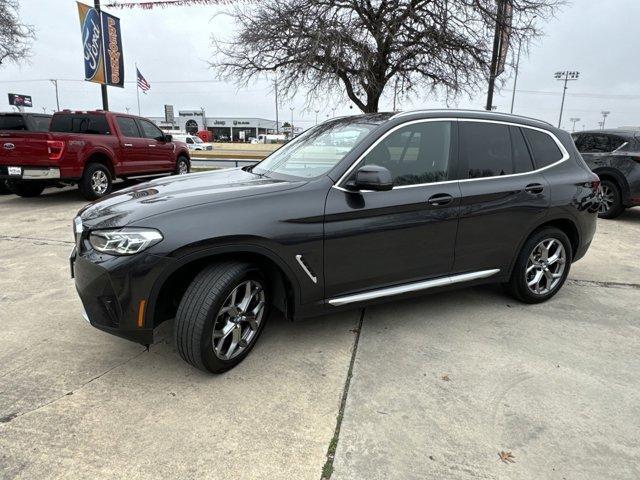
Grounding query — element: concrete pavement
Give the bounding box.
[1,184,639,480]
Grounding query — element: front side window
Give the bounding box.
[523,128,564,167]
[460,122,513,178]
[358,121,452,186]
[138,119,164,141]
[186,137,194,144]
[252,115,389,179]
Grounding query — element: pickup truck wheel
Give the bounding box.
[79,163,112,200]
[6,180,46,198]
[0,180,11,195]
[175,156,190,175]
[174,261,269,374]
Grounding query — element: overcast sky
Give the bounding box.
[1,0,639,131]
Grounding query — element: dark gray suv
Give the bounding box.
[572,129,640,218]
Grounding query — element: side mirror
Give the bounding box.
[347,165,393,191]
[163,134,172,143]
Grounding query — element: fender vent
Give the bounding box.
[295,254,317,284]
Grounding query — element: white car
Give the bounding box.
[173,134,213,151]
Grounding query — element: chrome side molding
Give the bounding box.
[295,254,318,284]
[327,269,500,306]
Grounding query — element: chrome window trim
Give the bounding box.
[327,268,500,306]
[390,109,554,128]
[333,117,570,193]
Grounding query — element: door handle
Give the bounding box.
[123,143,133,147]
[148,144,157,147]
[524,183,544,194]
[427,193,453,206]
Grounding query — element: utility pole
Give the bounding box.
[315,109,319,125]
[94,0,109,110]
[42,107,47,113]
[554,70,579,128]
[569,117,581,132]
[289,107,294,138]
[125,107,130,114]
[50,79,60,111]
[601,111,610,130]
[274,73,279,134]
[510,39,522,114]
[392,77,399,111]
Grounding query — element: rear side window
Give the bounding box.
[50,114,111,135]
[0,115,27,130]
[609,135,628,151]
[460,122,513,178]
[510,127,534,173]
[522,128,563,168]
[116,117,140,137]
[30,116,51,132]
[573,133,610,154]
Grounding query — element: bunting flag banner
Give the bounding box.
[77,2,125,87]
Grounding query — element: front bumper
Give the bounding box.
[0,166,60,180]
[71,244,175,345]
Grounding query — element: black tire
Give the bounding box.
[6,180,46,198]
[174,261,270,374]
[507,227,572,304]
[78,163,112,201]
[598,179,625,219]
[0,180,12,195]
[174,155,190,175]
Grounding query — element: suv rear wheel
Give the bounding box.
[79,163,113,200]
[507,227,572,304]
[6,180,46,198]
[174,261,269,373]
[598,179,625,219]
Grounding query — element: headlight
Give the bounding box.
[89,228,163,255]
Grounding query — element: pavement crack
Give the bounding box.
[568,278,640,290]
[0,349,146,425]
[0,234,74,246]
[321,308,365,480]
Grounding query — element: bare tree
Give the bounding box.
[212,0,561,113]
[0,0,35,66]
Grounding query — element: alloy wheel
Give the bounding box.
[212,280,266,360]
[598,184,614,214]
[91,170,109,195]
[178,160,189,174]
[525,238,566,295]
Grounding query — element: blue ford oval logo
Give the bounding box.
[3,143,15,150]
[82,8,102,80]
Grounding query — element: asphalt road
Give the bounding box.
[0,184,639,480]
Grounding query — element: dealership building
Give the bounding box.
[149,110,286,141]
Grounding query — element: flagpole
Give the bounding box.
[135,63,141,116]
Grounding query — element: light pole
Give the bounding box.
[601,111,610,130]
[569,117,581,132]
[315,109,319,125]
[125,107,130,114]
[42,107,47,114]
[50,79,60,112]
[554,70,580,129]
[510,16,536,114]
[598,121,604,130]
[274,73,279,134]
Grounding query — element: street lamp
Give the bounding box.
[554,70,580,129]
[315,109,320,125]
[569,117,581,132]
[510,16,537,114]
[601,111,610,130]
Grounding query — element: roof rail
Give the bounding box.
[390,109,554,128]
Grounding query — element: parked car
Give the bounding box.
[172,133,213,151]
[571,129,640,218]
[0,110,191,200]
[0,112,52,195]
[71,110,600,374]
[252,134,287,144]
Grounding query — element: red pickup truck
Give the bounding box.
[0,110,191,200]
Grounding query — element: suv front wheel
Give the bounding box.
[507,227,572,303]
[174,261,269,373]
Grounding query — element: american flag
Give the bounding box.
[136,68,151,93]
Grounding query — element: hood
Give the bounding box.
[78,168,304,228]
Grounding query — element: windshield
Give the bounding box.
[193,136,204,143]
[252,116,388,179]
